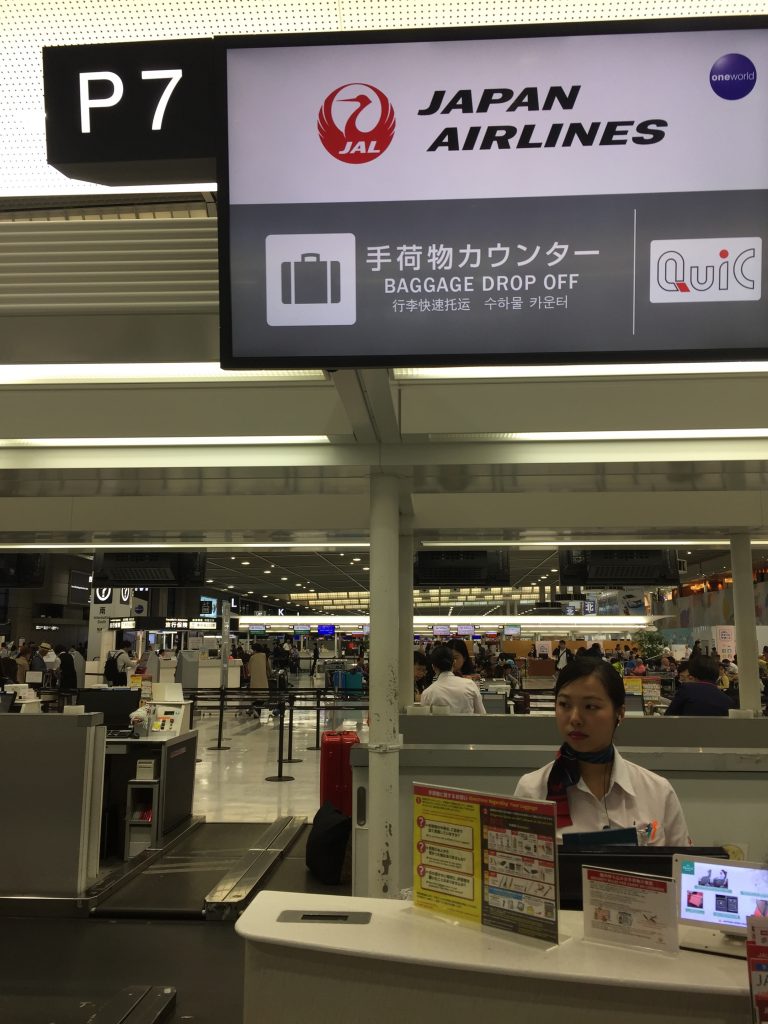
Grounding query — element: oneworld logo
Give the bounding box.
[709,53,757,100]
[317,83,395,163]
[650,238,761,304]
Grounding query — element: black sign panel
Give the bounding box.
[43,39,216,186]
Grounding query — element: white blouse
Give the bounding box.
[513,749,691,846]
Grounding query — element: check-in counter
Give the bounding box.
[0,713,105,898]
[236,891,749,1024]
[103,730,198,860]
[351,716,768,895]
[195,661,241,689]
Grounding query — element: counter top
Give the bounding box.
[350,743,768,772]
[236,891,746,996]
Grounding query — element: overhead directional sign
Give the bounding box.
[218,18,768,368]
[43,39,215,185]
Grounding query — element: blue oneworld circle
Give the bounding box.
[710,53,757,100]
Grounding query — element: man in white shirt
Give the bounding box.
[420,645,486,715]
[554,640,572,672]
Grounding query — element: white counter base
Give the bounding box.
[236,891,749,1024]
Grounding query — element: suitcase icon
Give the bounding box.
[281,253,341,305]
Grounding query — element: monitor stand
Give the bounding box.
[679,924,747,959]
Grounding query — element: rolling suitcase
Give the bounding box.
[281,253,340,305]
[319,730,359,817]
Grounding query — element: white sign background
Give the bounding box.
[227,28,768,205]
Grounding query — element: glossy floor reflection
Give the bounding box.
[192,701,367,823]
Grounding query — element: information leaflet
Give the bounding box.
[413,783,558,944]
[582,866,678,953]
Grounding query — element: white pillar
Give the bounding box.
[398,514,414,711]
[220,599,231,689]
[367,472,401,897]
[729,534,761,712]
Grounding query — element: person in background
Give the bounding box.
[587,642,604,660]
[235,645,249,688]
[310,642,319,677]
[27,644,48,681]
[39,642,61,678]
[554,639,573,673]
[665,655,734,717]
[57,644,77,693]
[420,645,486,715]
[0,654,17,685]
[446,638,481,681]
[514,658,690,844]
[15,645,30,684]
[104,641,134,687]
[675,660,692,690]
[69,643,86,689]
[631,657,647,676]
[413,650,432,697]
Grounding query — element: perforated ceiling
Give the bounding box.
[0,0,763,197]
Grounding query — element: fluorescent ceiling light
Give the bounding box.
[0,363,325,385]
[394,362,768,381]
[420,540,734,548]
[428,429,768,443]
[239,615,655,627]
[0,542,370,551]
[0,435,329,448]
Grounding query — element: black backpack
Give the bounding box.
[103,654,124,686]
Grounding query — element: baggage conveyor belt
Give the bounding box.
[91,815,341,922]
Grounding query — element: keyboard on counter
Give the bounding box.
[107,728,137,739]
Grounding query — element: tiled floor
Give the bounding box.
[192,695,367,822]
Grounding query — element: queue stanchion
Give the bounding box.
[265,699,294,782]
[207,686,231,751]
[306,688,322,751]
[284,693,302,764]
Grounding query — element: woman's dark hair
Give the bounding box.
[430,644,455,673]
[413,651,428,668]
[688,654,720,684]
[445,638,475,673]
[554,657,626,709]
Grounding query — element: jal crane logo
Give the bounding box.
[317,83,395,163]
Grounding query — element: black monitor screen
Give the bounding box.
[558,845,727,910]
[76,688,141,730]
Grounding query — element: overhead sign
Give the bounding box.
[43,39,215,185]
[189,618,217,631]
[219,20,768,368]
[108,617,136,629]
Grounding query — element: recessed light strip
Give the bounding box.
[0,435,329,448]
[419,540,753,548]
[0,363,326,385]
[394,362,768,381]
[0,542,370,551]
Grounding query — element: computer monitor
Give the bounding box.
[557,846,727,911]
[675,855,768,937]
[0,692,15,713]
[76,688,141,730]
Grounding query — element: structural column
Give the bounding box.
[367,472,401,896]
[398,512,414,711]
[729,534,761,712]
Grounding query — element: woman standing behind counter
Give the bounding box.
[514,658,690,846]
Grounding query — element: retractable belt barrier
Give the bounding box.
[181,687,369,782]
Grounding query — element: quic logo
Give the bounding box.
[709,53,757,100]
[317,83,395,163]
[650,237,761,304]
